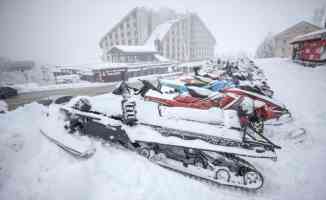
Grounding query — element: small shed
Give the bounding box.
[290,29,326,65]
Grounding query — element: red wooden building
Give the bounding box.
[291,29,326,66]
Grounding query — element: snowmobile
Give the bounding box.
[187,66,274,97]
[223,87,290,122]
[160,78,235,93]
[137,79,290,133]
[42,79,281,191]
[160,74,274,98]
[156,70,283,118]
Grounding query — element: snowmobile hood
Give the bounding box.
[223,88,286,108]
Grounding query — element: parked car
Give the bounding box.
[0,87,18,99]
[37,95,74,106]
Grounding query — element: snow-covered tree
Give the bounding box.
[255,33,275,58]
[312,6,326,28]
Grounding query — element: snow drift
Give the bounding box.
[1,58,326,200]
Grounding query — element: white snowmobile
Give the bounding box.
[41,79,281,191]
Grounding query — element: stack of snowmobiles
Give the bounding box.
[170,66,274,97]
[41,77,281,191]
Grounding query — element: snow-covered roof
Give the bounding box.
[56,74,80,79]
[145,18,181,48]
[291,29,326,43]
[178,60,207,67]
[274,21,321,39]
[109,45,158,54]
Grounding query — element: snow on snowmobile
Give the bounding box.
[43,79,281,191]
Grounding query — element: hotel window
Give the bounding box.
[128,40,132,45]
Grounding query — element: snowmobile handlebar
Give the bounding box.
[135,79,163,97]
[112,79,162,97]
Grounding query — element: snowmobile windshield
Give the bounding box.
[112,81,130,96]
[135,80,162,97]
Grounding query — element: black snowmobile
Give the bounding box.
[42,78,281,191]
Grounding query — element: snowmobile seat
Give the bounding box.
[239,85,265,96]
[188,88,209,99]
[174,96,200,103]
[184,82,207,87]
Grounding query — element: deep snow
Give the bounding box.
[1,58,326,200]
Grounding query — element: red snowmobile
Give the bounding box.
[222,88,291,121]
[135,80,291,133]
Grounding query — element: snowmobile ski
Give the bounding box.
[40,129,96,159]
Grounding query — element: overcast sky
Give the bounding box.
[0,0,324,65]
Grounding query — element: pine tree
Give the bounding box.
[255,33,275,58]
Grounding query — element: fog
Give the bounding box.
[0,0,324,65]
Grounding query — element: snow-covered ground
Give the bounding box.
[1,58,326,200]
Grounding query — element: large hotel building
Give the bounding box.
[99,7,216,62]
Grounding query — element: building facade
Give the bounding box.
[273,21,321,58]
[99,7,216,62]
